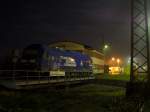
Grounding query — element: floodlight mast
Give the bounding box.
[130,0,150,82]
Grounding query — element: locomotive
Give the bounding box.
[0,44,94,89]
[16,44,93,78]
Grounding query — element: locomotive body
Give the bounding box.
[17,44,93,75]
[0,44,94,89]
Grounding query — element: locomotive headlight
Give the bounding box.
[70,58,75,62]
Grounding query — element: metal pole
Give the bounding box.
[144,0,150,81]
[130,0,150,82]
[130,0,134,82]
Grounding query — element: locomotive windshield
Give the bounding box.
[21,44,44,60]
[18,45,45,70]
[22,49,39,58]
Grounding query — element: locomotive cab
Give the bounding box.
[18,44,45,70]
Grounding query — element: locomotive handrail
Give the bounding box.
[0,69,94,87]
[0,69,92,72]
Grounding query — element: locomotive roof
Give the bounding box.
[47,48,91,61]
[24,44,91,61]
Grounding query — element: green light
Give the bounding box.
[104,45,108,49]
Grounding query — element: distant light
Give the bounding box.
[115,67,119,71]
[117,59,120,63]
[112,57,115,61]
[127,57,131,63]
[104,45,108,49]
[109,66,121,75]
[128,60,130,63]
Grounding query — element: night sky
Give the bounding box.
[1,0,150,62]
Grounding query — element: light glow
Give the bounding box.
[70,58,75,62]
[109,66,122,75]
[112,57,115,61]
[104,45,108,49]
[117,59,120,63]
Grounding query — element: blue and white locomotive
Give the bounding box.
[17,44,93,77]
[0,44,94,89]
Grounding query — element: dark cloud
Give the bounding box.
[1,0,149,61]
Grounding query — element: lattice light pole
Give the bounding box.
[130,0,150,82]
